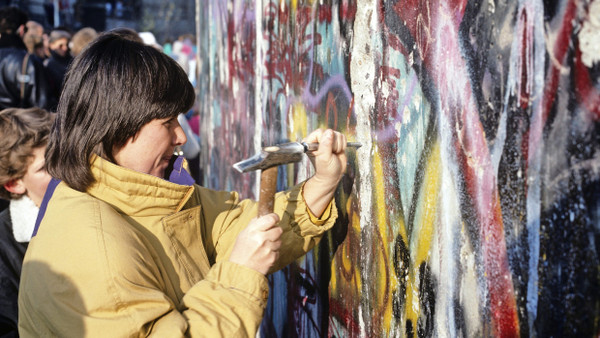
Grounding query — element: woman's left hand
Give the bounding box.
[302,129,347,218]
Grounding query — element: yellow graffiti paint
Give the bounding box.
[414,142,440,263]
[329,195,363,327]
[372,148,395,327]
[286,103,309,186]
[288,102,308,143]
[373,147,414,332]
[335,202,362,288]
[290,0,315,11]
[373,150,388,238]
[404,141,441,336]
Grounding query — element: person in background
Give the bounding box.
[69,27,97,57]
[19,30,347,337]
[0,7,51,110]
[23,33,45,61]
[25,21,44,38]
[138,31,162,51]
[0,107,54,337]
[44,29,73,109]
[23,21,49,60]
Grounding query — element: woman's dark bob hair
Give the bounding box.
[45,30,195,192]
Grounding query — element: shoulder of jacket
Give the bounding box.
[40,184,144,255]
[193,185,239,208]
[49,183,126,225]
[195,185,237,199]
[0,48,27,63]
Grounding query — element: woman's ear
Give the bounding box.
[4,179,26,195]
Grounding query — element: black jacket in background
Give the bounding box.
[0,207,27,337]
[43,50,72,110]
[0,34,51,110]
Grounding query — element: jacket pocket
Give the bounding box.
[162,206,211,292]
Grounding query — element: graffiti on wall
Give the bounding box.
[197,0,600,336]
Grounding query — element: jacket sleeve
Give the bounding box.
[181,261,270,337]
[196,182,338,273]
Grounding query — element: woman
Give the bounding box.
[19,31,347,337]
[0,107,54,336]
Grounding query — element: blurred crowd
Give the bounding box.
[0,5,202,190]
[0,5,202,335]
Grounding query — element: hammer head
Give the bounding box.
[233,142,306,173]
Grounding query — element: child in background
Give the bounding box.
[0,107,54,336]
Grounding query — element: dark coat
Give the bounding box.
[0,34,50,110]
[43,50,72,110]
[0,207,28,337]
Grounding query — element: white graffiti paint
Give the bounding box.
[579,0,600,67]
[254,0,265,198]
[351,0,379,335]
[526,0,546,332]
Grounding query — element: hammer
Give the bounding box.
[233,141,361,216]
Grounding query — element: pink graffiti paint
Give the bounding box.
[574,48,600,121]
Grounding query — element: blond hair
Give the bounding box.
[70,27,98,57]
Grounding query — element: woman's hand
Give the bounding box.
[303,129,348,217]
[229,214,282,275]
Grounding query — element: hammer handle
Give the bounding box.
[258,166,278,216]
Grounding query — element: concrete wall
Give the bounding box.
[196,0,600,336]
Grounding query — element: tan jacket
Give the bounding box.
[19,156,337,337]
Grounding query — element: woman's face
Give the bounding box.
[21,146,52,207]
[112,116,187,178]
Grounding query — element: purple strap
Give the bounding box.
[168,156,195,186]
[32,177,60,237]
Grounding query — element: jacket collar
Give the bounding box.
[49,49,73,64]
[87,155,195,217]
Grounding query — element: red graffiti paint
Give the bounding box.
[574,48,600,121]
[518,9,531,110]
[541,0,577,126]
[329,299,361,336]
[340,0,357,22]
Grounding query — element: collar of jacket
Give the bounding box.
[0,33,27,50]
[87,155,196,217]
[9,195,38,242]
[48,49,72,64]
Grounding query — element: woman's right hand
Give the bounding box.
[229,214,283,275]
